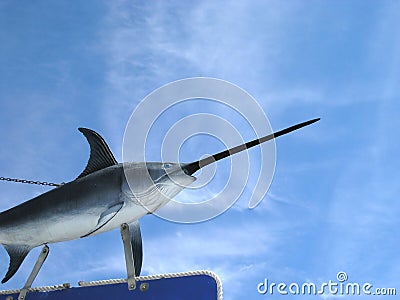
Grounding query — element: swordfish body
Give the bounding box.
[0,118,319,283]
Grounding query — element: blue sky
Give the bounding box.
[0,1,399,299]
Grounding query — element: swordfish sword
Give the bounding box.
[0,118,319,283]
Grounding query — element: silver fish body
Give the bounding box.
[0,162,194,247]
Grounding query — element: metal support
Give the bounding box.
[18,245,49,300]
[120,223,136,290]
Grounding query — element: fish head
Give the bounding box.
[151,162,197,187]
[122,162,196,209]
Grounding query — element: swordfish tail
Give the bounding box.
[182,118,320,175]
[0,244,32,283]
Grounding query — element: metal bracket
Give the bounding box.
[120,223,136,290]
[18,245,49,300]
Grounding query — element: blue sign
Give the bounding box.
[0,273,220,300]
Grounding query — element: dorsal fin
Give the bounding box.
[77,128,118,179]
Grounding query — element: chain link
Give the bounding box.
[0,176,62,187]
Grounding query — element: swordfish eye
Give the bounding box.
[162,163,172,170]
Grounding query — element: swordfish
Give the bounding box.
[0,118,319,283]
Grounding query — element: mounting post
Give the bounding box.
[120,223,136,290]
[18,245,49,300]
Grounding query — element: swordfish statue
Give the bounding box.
[0,118,319,286]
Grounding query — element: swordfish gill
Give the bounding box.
[0,118,319,283]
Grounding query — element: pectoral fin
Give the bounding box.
[1,244,32,283]
[81,203,124,238]
[129,221,143,276]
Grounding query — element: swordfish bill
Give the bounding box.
[182,118,320,175]
[0,117,319,283]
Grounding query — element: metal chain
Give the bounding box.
[0,176,62,187]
